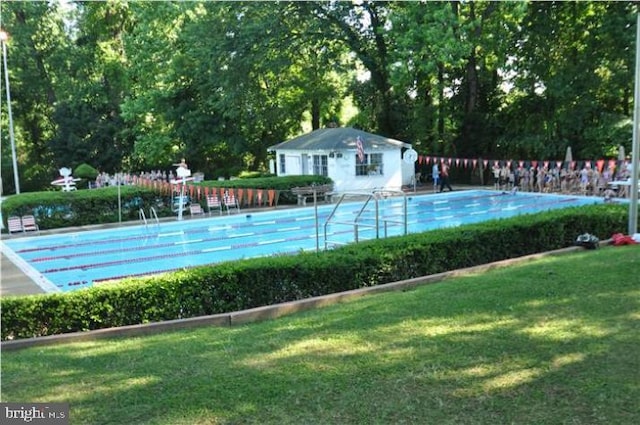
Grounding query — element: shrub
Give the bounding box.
[74,163,99,180]
[0,203,629,340]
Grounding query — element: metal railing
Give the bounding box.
[323,189,407,249]
[139,207,160,230]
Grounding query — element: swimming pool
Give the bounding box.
[1,190,602,293]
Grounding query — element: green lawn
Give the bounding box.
[2,246,639,424]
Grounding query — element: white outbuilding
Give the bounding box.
[268,127,418,192]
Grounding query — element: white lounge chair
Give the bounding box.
[224,192,240,214]
[206,194,222,216]
[7,216,23,234]
[21,215,40,235]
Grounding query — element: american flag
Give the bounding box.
[356,136,365,163]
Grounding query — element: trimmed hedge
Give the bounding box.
[0,203,630,340]
[1,175,333,231]
[193,175,333,205]
[0,186,164,230]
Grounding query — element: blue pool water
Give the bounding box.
[1,190,602,293]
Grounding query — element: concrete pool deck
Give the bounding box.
[0,184,533,297]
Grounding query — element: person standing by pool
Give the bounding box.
[439,162,453,192]
[432,163,440,191]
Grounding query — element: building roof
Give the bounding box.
[268,127,411,152]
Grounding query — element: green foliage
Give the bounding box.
[1,176,332,231]
[1,203,628,340]
[0,187,164,230]
[73,163,99,180]
[72,163,99,190]
[1,0,637,193]
[237,170,274,179]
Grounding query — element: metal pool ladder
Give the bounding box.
[323,189,408,249]
[139,207,160,229]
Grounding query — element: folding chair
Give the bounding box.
[7,216,23,234]
[206,194,223,216]
[21,215,40,235]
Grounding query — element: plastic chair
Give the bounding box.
[21,215,40,235]
[223,193,240,214]
[206,194,222,216]
[7,216,23,234]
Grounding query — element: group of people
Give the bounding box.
[93,159,192,188]
[93,170,181,188]
[426,161,635,199]
[490,162,634,198]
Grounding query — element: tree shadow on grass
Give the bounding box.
[2,248,639,424]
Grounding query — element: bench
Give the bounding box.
[291,185,334,206]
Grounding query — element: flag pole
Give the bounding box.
[629,13,640,235]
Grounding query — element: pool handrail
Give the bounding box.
[138,208,147,227]
[139,207,160,230]
[323,189,407,249]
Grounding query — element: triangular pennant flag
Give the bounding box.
[247,188,254,207]
[237,188,244,206]
[268,189,276,207]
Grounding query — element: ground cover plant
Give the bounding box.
[1,245,639,424]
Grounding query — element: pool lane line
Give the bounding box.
[40,230,354,275]
[417,192,501,206]
[412,197,582,226]
[14,212,329,254]
[30,208,378,264]
[28,221,322,263]
[13,198,403,254]
[90,245,321,286]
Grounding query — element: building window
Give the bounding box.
[355,153,383,176]
[279,154,286,174]
[313,155,328,177]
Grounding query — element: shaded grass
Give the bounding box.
[2,246,639,424]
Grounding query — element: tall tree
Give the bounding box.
[0,1,67,192]
[49,0,133,173]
